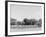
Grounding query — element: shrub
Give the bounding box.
[10,18,17,25]
[11,22,15,25]
[17,21,22,25]
[30,19,38,25]
[39,19,42,24]
[35,22,42,27]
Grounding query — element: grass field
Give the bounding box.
[10,25,42,32]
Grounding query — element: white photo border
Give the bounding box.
[5,1,45,36]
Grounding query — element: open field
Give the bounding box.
[10,25,42,32]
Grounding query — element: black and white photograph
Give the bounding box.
[6,1,45,36]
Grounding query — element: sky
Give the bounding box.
[10,4,42,21]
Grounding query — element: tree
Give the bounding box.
[10,18,17,25]
[30,19,38,25]
[39,19,42,24]
[23,18,30,25]
[11,22,15,25]
[35,22,42,27]
[21,21,25,25]
[17,21,22,25]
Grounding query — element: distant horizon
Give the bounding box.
[11,17,41,21]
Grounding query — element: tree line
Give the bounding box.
[10,18,42,27]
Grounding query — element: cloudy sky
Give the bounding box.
[10,4,42,21]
